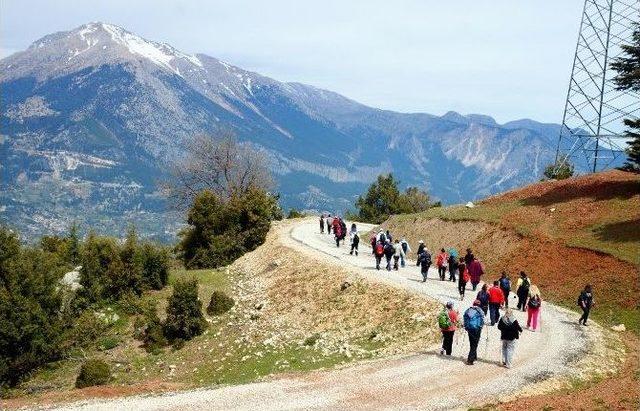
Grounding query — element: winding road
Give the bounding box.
[53,219,591,410]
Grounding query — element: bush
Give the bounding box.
[177,188,279,269]
[206,291,235,315]
[163,278,207,342]
[287,208,306,218]
[75,359,110,388]
[543,158,574,180]
[79,229,169,303]
[97,336,119,351]
[354,174,432,223]
[68,311,109,348]
[142,306,167,354]
[0,227,68,386]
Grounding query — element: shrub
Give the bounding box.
[97,336,119,351]
[163,278,207,342]
[143,311,167,354]
[0,227,68,386]
[139,243,170,290]
[75,359,110,388]
[68,310,109,348]
[303,333,321,346]
[543,158,574,180]
[177,188,280,269]
[287,208,306,218]
[206,291,235,315]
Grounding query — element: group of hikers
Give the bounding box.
[317,215,598,368]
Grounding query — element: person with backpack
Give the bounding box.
[578,284,595,326]
[340,219,347,241]
[385,230,393,243]
[447,249,459,282]
[476,284,490,316]
[370,234,377,255]
[349,229,360,256]
[499,272,512,308]
[488,280,505,326]
[497,308,523,368]
[383,241,395,271]
[464,248,475,267]
[319,214,325,234]
[333,217,343,247]
[416,240,425,257]
[526,285,542,331]
[376,229,386,244]
[468,258,484,291]
[458,257,469,300]
[439,301,459,356]
[400,238,411,267]
[463,300,485,365]
[374,241,384,270]
[392,239,404,270]
[516,272,531,311]
[435,248,447,281]
[417,249,432,282]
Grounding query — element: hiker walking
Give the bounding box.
[499,272,512,308]
[516,271,531,311]
[326,214,332,235]
[399,238,411,267]
[439,301,459,356]
[370,233,377,255]
[526,285,542,331]
[376,229,386,244]
[458,257,469,300]
[392,239,404,270]
[468,258,484,291]
[476,284,490,316]
[578,284,595,326]
[349,229,360,256]
[417,248,432,282]
[416,240,425,257]
[448,249,459,282]
[488,280,505,326]
[436,248,448,281]
[333,217,343,247]
[383,241,395,271]
[340,219,347,242]
[463,300,485,365]
[385,230,393,243]
[319,214,325,233]
[497,308,523,368]
[464,248,475,267]
[374,241,384,270]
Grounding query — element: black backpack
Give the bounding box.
[401,241,408,253]
[384,243,394,256]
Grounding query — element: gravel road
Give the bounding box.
[50,219,591,411]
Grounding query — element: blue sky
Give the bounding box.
[0,0,584,123]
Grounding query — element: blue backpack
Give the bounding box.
[499,277,511,290]
[464,307,484,331]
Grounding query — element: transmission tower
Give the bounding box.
[555,0,640,173]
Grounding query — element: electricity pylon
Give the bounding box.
[555,0,640,173]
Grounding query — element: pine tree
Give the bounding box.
[611,22,640,172]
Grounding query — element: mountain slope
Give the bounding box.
[1,22,561,240]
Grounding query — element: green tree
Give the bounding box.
[66,222,80,265]
[0,227,68,386]
[354,174,431,223]
[611,21,640,173]
[163,278,207,342]
[543,157,575,180]
[177,188,280,268]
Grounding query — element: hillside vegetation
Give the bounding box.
[381,170,640,332]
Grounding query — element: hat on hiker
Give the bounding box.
[446,301,454,309]
[473,299,481,306]
[418,240,424,244]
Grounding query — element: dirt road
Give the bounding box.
[52,219,594,410]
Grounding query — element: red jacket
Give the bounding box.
[488,286,505,304]
[332,219,342,236]
[468,260,484,282]
[436,252,447,267]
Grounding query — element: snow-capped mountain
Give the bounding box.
[1,22,560,240]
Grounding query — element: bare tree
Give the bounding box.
[164,131,274,209]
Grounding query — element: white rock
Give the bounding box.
[611,324,626,332]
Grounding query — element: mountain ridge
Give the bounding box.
[1,22,561,241]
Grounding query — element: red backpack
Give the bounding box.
[375,242,384,256]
